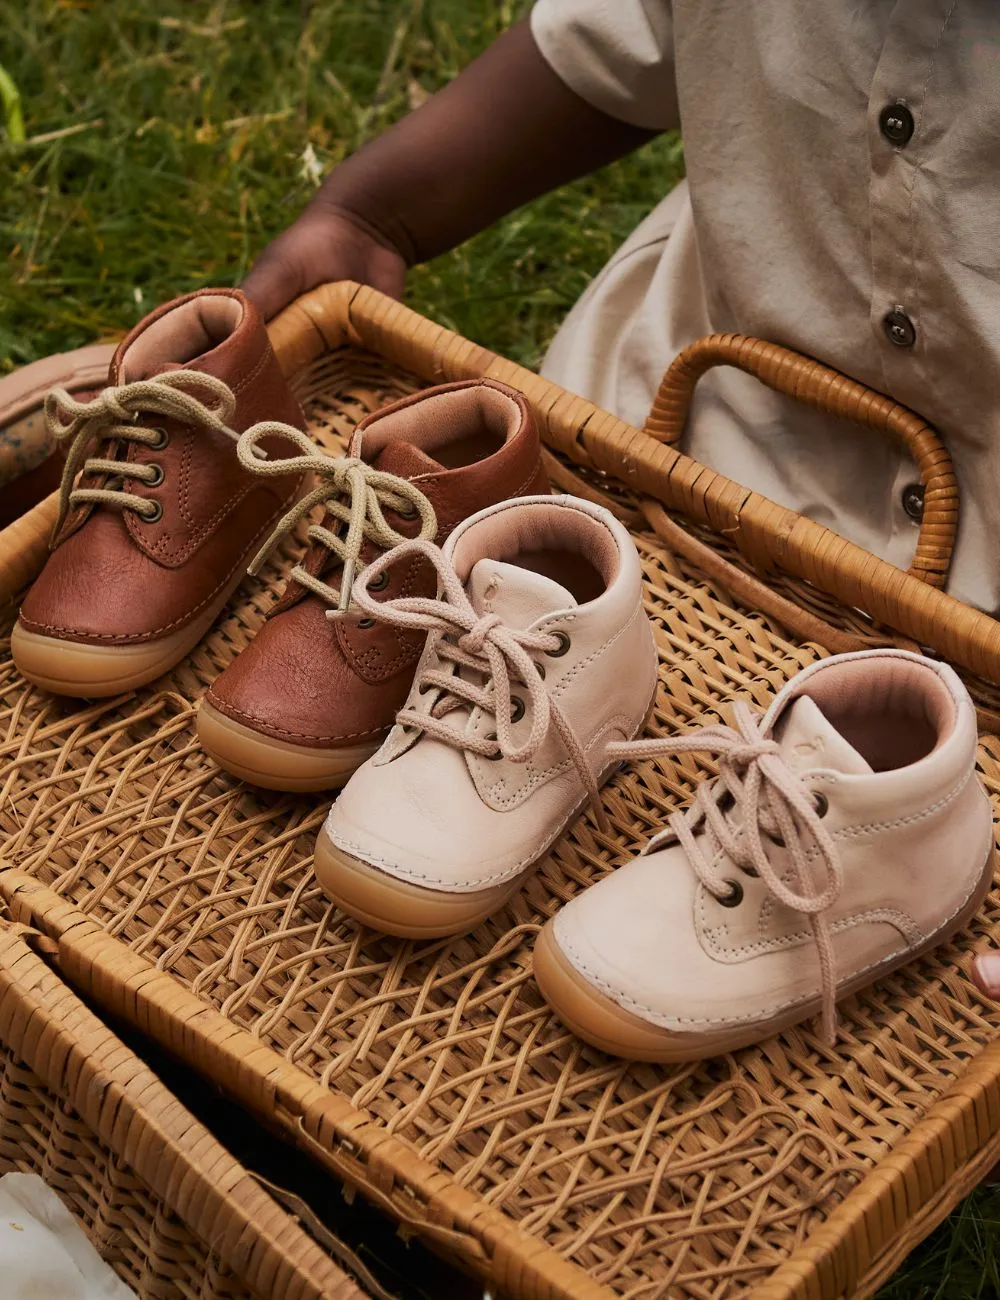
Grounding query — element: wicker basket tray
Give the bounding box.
[1,281,1000,1300]
[0,919,364,1300]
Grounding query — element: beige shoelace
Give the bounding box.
[236,423,437,616]
[352,538,606,823]
[608,701,844,1042]
[46,371,238,539]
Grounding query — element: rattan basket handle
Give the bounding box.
[644,333,958,588]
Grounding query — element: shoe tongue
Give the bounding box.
[467,559,576,631]
[774,695,872,776]
[371,440,443,479]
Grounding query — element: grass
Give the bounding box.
[0,2,998,1296]
[0,0,682,371]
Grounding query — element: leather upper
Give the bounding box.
[550,649,994,1033]
[18,289,305,645]
[205,379,549,748]
[324,495,659,890]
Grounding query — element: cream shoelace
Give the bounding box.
[352,539,606,822]
[47,371,239,538]
[608,701,844,1041]
[236,423,437,616]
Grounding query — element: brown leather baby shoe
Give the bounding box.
[12,288,306,697]
[197,379,549,791]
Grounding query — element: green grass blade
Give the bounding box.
[0,61,25,144]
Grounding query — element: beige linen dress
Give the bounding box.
[532,0,1000,610]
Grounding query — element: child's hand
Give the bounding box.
[242,202,406,321]
[242,21,657,323]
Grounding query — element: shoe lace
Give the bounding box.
[236,423,438,616]
[608,700,844,1042]
[47,371,238,539]
[351,538,607,827]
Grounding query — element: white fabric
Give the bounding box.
[0,1173,136,1299]
[532,0,1000,611]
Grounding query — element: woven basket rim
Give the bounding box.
[0,918,364,1300]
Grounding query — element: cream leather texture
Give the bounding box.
[324,495,658,892]
[550,650,994,1034]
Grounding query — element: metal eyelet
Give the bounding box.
[141,500,163,524]
[545,631,571,658]
[396,501,418,519]
[765,830,786,849]
[739,863,760,878]
[145,464,164,488]
[510,695,525,724]
[534,662,546,681]
[717,879,744,908]
[485,733,502,760]
[358,617,376,629]
[369,571,389,592]
[813,791,829,818]
[148,427,169,450]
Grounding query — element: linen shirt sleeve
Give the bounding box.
[530,0,678,131]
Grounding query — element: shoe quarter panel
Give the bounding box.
[469,597,657,811]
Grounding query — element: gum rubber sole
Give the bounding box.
[12,598,234,699]
[197,701,381,793]
[10,484,312,699]
[10,559,256,699]
[533,843,999,1062]
[313,831,520,938]
[313,690,661,939]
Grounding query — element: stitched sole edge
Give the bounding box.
[11,568,249,698]
[313,832,521,939]
[198,701,381,792]
[533,842,999,1062]
[313,686,661,939]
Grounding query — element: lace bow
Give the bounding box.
[609,701,844,1042]
[352,539,606,823]
[46,370,238,540]
[237,424,437,615]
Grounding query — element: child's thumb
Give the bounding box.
[242,244,305,322]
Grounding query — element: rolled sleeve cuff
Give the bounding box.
[530,0,678,131]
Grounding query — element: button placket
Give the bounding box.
[863,6,948,578]
[864,5,942,403]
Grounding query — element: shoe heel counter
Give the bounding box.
[972,772,997,867]
[625,598,660,734]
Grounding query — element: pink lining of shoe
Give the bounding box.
[795,656,956,772]
[451,501,621,592]
[357,386,519,466]
[120,296,244,380]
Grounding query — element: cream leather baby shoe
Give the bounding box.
[534,649,995,1061]
[314,494,658,937]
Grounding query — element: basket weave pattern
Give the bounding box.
[0,1049,255,1300]
[0,925,363,1300]
[2,309,1000,1299]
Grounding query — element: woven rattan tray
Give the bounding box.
[0,920,363,1300]
[1,281,1000,1299]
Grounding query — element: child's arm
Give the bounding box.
[243,20,664,319]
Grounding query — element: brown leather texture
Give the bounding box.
[19,289,306,645]
[206,378,549,749]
